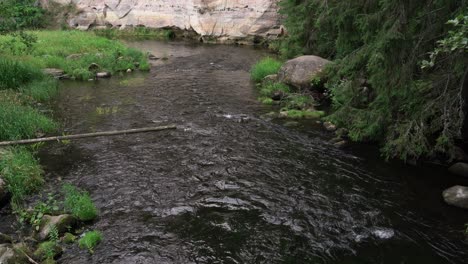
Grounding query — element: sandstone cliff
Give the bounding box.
[48,0,282,39]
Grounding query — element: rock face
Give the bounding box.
[47,0,282,39]
[442,185,468,209]
[278,55,331,89]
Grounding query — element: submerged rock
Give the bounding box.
[442,186,468,209]
[277,55,331,89]
[448,162,468,178]
[37,215,76,241]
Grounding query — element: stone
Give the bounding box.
[277,55,331,89]
[42,68,65,79]
[126,69,132,73]
[37,215,76,241]
[448,163,468,178]
[263,74,278,82]
[271,90,286,101]
[96,72,111,78]
[442,186,468,209]
[48,0,281,41]
[279,111,289,118]
[0,244,15,264]
[0,233,12,244]
[88,63,100,71]
[334,140,348,148]
[323,121,337,132]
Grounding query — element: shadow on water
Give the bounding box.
[19,40,468,263]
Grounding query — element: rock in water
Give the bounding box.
[37,215,76,241]
[277,55,331,89]
[442,186,468,209]
[96,72,111,78]
[448,162,468,178]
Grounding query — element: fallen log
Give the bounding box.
[0,125,177,146]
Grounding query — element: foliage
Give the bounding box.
[259,81,291,98]
[282,109,325,119]
[62,232,76,244]
[34,241,60,261]
[0,0,44,33]
[18,193,60,230]
[0,100,57,141]
[63,184,98,221]
[78,230,102,254]
[251,58,282,82]
[0,147,44,206]
[279,0,468,161]
[21,78,59,101]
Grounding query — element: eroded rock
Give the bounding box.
[277,56,331,89]
[442,186,468,209]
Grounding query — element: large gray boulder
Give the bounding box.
[277,55,331,89]
[448,162,468,178]
[442,186,468,209]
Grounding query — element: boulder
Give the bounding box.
[448,163,468,178]
[37,214,76,241]
[442,186,468,209]
[42,68,65,79]
[277,56,331,89]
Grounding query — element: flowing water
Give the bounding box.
[33,41,468,263]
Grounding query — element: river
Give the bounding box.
[35,40,468,263]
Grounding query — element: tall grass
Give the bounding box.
[78,230,102,253]
[0,58,44,90]
[0,147,44,206]
[63,184,98,221]
[21,78,58,101]
[250,57,282,82]
[0,101,57,141]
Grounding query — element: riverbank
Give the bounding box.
[0,30,149,263]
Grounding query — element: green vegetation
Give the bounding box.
[250,57,282,82]
[62,232,77,244]
[278,0,467,161]
[0,30,150,80]
[0,0,44,33]
[94,27,175,40]
[282,109,325,119]
[34,241,61,261]
[63,184,98,221]
[78,230,102,253]
[0,147,44,207]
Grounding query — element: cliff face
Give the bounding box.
[50,0,281,38]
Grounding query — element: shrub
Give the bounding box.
[0,147,44,206]
[0,101,56,141]
[0,0,45,33]
[78,230,102,253]
[63,184,98,221]
[250,57,282,82]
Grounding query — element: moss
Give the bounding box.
[78,231,102,254]
[62,232,76,244]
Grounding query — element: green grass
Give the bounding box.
[0,57,44,90]
[259,82,290,98]
[285,94,314,110]
[283,109,325,119]
[78,230,102,254]
[34,241,60,261]
[0,101,57,141]
[63,184,98,221]
[250,57,282,82]
[0,30,150,80]
[0,147,44,206]
[20,78,58,101]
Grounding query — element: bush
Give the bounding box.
[63,184,98,221]
[250,58,282,82]
[0,147,44,206]
[0,101,57,141]
[78,230,102,253]
[0,0,45,33]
